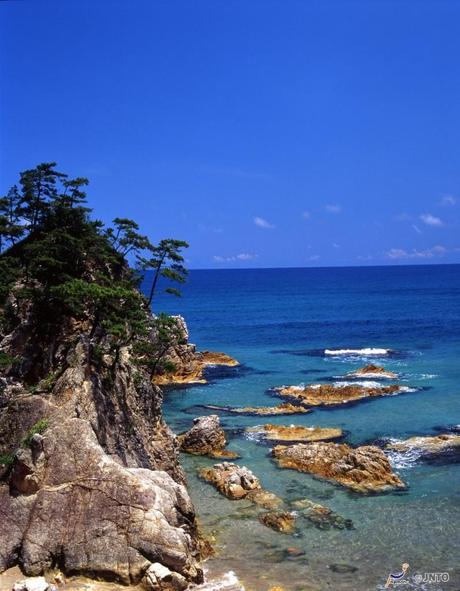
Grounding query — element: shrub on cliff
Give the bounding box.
[0,162,189,382]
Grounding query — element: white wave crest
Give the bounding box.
[196,571,245,591]
[325,348,391,356]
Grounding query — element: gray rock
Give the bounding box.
[1,419,202,587]
[178,416,226,455]
[12,577,48,591]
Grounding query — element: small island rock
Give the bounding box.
[272,441,405,492]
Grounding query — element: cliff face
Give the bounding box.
[0,291,203,587]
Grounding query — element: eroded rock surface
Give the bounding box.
[274,383,407,407]
[204,403,310,416]
[0,419,202,586]
[347,364,398,379]
[178,415,226,455]
[153,340,239,386]
[258,511,296,533]
[272,442,405,492]
[198,462,261,499]
[246,424,342,443]
[386,433,460,455]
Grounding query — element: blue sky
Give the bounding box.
[1,0,460,268]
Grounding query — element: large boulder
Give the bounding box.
[178,416,226,455]
[198,462,261,499]
[272,441,405,493]
[0,419,202,587]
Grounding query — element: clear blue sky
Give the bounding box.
[1,0,460,268]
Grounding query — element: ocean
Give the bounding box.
[148,265,460,591]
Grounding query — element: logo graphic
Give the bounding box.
[385,563,410,588]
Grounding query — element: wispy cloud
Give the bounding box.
[213,253,258,263]
[412,224,422,234]
[439,194,457,207]
[306,254,320,262]
[420,213,443,227]
[385,245,447,260]
[302,210,311,220]
[332,242,340,248]
[254,216,275,229]
[325,204,342,214]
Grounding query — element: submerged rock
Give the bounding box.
[274,382,407,407]
[272,441,405,492]
[291,498,353,530]
[178,415,226,455]
[204,402,311,416]
[347,364,398,379]
[386,433,460,455]
[198,462,261,499]
[258,511,296,533]
[245,489,284,510]
[246,424,342,443]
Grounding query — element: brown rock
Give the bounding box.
[178,415,226,455]
[386,433,460,455]
[204,403,311,416]
[198,462,261,499]
[153,346,239,386]
[259,511,296,533]
[208,449,241,460]
[246,424,342,443]
[274,383,406,407]
[291,498,353,530]
[272,441,405,492]
[347,364,398,379]
[245,489,284,510]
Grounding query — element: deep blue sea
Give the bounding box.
[149,265,460,591]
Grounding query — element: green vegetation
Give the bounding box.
[0,453,14,467]
[0,162,189,380]
[22,419,49,448]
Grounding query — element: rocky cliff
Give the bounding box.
[0,289,204,588]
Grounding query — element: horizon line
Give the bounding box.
[187,261,460,271]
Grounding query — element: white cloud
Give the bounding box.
[420,213,443,227]
[213,253,258,263]
[302,210,311,220]
[254,216,275,229]
[306,254,320,261]
[332,242,340,248]
[412,224,422,234]
[439,194,457,207]
[385,245,447,260]
[325,204,341,214]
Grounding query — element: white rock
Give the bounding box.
[12,577,49,591]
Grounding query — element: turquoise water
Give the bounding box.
[150,265,460,591]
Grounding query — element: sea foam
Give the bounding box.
[325,347,391,356]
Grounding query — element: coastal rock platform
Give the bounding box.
[272,441,405,492]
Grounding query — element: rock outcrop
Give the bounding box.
[274,382,408,407]
[347,364,398,379]
[0,419,202,586]
[204,402,311,416]
[386,433,460,455]
[178,415,227,455]
[272,442,405,492]
[153,334,239,386]
[198,462,261,500]
[246,424,342,443]
[0,296,204,586]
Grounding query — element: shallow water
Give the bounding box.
[149,265,460,591]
